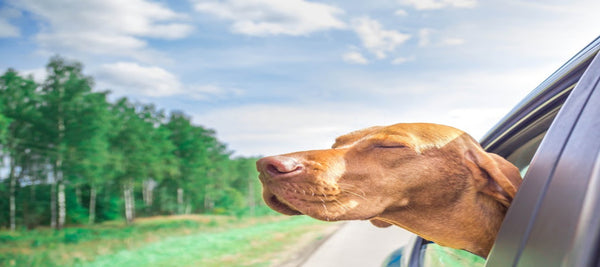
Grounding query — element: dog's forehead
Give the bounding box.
[332,126,384,148]
[332,123,465,150]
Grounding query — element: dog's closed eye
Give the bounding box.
[371,139,409,149]
[374,144,407,149]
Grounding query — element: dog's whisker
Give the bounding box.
[342,189,368,200]
[338,183,367,198]
[333,199,349,211]
[403,203,416,213]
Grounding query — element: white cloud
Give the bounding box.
[9,0,193,60]
[97,62,181,97]
[95,62,240,100]
[187,85,244,101]
[391,56,414,64]
[418,28,433,46]
[418,28,465,47]
[441,37,465,46]
[394,9,408,16]
[193,0,345,36]
[0,21,19,38]
[0,7,21,38]
[192,103,397,156]
[20,68,47,83]
[342,51,369,64]
[400,0,477,10]
[352,17,410,59]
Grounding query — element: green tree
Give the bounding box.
[230,157,262,216]
[0,69,40,231]
[194,127,231,214]
[0,104,9,144]
[165,112,212,214]
[62,91,111,224]
[38,56,101,229]
[110,99,176,223]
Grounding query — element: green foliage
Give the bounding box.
[0,56,266,230]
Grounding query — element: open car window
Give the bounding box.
[506,131,546,177]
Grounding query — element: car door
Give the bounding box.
[486,38,600,266]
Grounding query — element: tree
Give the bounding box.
[230,157,262,216]
[164,112,199,214]
[0,70,40,231]
[110,99,177,223]
[62,91,111,224]
[38,56,100,229]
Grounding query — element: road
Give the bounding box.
[301,221,414,267]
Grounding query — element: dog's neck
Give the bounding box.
[375,192,506,258]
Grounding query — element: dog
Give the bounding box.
[256,123,522,258]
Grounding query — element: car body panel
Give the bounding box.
[515,53,600,267]
[487,40,600,267]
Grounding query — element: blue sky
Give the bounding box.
[1,0,599,157]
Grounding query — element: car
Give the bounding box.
[383,35,600,267]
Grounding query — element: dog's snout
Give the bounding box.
[257,156,304,179]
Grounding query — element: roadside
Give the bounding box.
[300,221,413,267]
[273,222,344,267]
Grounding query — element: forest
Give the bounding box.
[0,56,265,231]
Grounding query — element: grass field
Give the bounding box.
[0,215,337,267]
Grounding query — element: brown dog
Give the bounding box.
[256,123,522,258]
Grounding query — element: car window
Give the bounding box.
[421,243,485,267]
[506,131,547,177]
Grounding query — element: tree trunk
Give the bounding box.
[142,180,154,212]
[124,185,131,224]
[50,181,57,229]
[9,159,16,231]
[123,186,129,224]
[142,181,148,210]
[58,182,66,229]
[123,182,135,224]
[203,185,213,212]
[89,185,96,224]
[185,199,192,215]
[177,188,184,214]
[28,182,36,229]
[130,184,135,220]
[56,84,66,230]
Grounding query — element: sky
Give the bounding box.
[1,0,599,157]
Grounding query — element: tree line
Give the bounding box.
[0,56,265,231]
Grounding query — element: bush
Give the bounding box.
[63,228,93,244]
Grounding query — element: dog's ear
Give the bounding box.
[465,147,522,207]
[370,218,392,228]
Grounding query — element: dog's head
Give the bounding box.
[256,123,522,226]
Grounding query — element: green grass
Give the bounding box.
[0,215,333,267]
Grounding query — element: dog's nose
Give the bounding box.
[257,156,304,179]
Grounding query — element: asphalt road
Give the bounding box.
[301,221,414,267]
